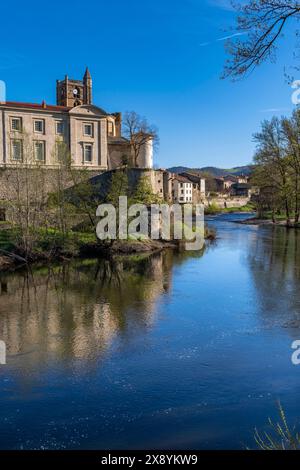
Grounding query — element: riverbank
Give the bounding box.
[0,225,216,271]
[205,203,255,216]
[236,216,300,228]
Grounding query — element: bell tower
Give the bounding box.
[83,67,92,105]
[56,68,92,107]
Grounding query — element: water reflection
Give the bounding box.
[1,215,300,450]
[0,250,203,366]
[247,226,300,332]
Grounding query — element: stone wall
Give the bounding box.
[0,167,104,210]
[108,142,131,169]
[88,168,167,201]
[205,197,250,208]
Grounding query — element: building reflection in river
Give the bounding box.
[0,252,179,366]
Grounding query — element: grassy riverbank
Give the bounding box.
[205,202,256,215]
[0,224,216,270]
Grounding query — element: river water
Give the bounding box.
[0,213,300,449]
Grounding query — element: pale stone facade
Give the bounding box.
[0,102,110,170]
[0,69,149,172]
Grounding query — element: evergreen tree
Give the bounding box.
[131,176,161,205]
[107,170,129,206]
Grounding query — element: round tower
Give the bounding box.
[135,133,154,169]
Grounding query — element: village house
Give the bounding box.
[171,172,205,204]
[230,182,252,198]
[223,175,238,190]
[205,174,251,197]
[172,175,193,203]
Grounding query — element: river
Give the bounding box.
[0,213,300,449]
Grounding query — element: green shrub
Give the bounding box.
[205,202,221,215]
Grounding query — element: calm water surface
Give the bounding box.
[0,213,300,449]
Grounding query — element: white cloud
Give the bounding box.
[260,108,290,113]
[199,31,247,47]
[217,32,247,42]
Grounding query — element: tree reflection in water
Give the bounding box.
[247,226,300,333]
[0,249,204,369]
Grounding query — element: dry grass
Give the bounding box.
[254,402,300,450]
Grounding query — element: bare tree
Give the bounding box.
[50,142,98,233]
[4,131,50,258]
[281,110,300,223]
[48,143,75,239]
[254,116,293,224]
[223,1,300,79]
[4,138,97,260]
[123,111,159,167]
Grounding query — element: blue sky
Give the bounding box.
[0,0,296,168]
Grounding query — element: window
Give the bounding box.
[83,144,92,163]
[34,119,44,133]
[56,121,64,135]
[11,117,22,132]
[107,121,114,136]
[34,141,45,162]
[11,140,22,161]
[83,123,93,136]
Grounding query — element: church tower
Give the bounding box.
[56,68,93,107]
[83,67,92,105]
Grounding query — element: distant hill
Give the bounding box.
[167,165,253,177]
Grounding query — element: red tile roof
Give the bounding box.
[1,101,70,112]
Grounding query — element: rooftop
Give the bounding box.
[0,101,70,112]
[174,174,193,184]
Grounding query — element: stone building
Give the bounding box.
[172,175,194,203]
[177,171,206,203]
[87,168,206,205]
[0,68,153,171]
[87,168,170,202]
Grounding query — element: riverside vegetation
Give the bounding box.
[249,109,300,228]
[254,402,300,451]
[0,148,215,269]
[205,108,300,227]
[204,202,256,216]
